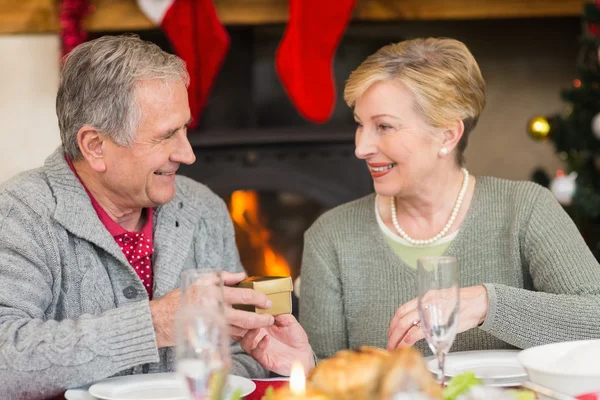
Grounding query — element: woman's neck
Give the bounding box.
[378,167,476,241]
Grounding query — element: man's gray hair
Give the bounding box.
[56,34,190,160]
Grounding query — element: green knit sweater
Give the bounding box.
[299,176,600,359]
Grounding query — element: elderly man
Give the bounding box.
[0,35,311,399]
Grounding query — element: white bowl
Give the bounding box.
[518,339,600,396]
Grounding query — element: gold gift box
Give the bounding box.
[233,276,293,316]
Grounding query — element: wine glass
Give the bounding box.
[180,268,227,311]
[176,269,231,400]
[416,256,460,387]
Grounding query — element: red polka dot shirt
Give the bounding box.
[66,156,154,299]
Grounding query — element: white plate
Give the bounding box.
[64,384,94,400]
[427,350,527,387]
[83,372,255,400]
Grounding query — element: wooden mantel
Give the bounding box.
[0,0,586,35]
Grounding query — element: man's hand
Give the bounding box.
[221,271,275,341]
[240,314,315,376]
[149,270,276,347]
[149,288,181,348]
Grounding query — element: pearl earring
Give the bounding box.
[439,147,449,157]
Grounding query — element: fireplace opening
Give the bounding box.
[178,127,375,292]
[226,190,327,280]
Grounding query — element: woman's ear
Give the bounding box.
[77,126,107,173]
[441,119,465,153]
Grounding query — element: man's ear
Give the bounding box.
[77,125,107,173]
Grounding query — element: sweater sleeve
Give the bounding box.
[300,222,348,360]
[0,200,159,399]
[480,186,600,348]
[214,198,270,379]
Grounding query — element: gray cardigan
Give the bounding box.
[300,177,600,360]
[0,148,267,399]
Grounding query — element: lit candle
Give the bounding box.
[289,362,306,395]
[270,362,331,399]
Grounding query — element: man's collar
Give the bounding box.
[44,147,130,264]
[63,154,155,237]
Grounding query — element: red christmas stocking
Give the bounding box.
[138,0,230,128]
[276,0,356,123]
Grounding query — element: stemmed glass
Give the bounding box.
[176,269,231,400]
[417,256,460,387]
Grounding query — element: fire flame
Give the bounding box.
[289,362,306,395]
[229,190,291,276]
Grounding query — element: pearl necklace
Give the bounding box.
[390,168,469,246]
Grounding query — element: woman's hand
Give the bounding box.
[386,285,489,350]
[240,314,315,376]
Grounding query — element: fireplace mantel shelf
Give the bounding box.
[189,126,356,148]
[1,0,585,35]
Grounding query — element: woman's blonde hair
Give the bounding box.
[344,37,486,166]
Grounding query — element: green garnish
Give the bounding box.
[443,372,536,400]
[261,386,275,400]
[228,388,243,400]
[443,372,482,400]
[507,389,536,400]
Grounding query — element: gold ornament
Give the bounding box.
[527,116,551,141]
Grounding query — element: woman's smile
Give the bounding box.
[368,162,397,178]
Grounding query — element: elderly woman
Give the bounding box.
[242,37,600,373]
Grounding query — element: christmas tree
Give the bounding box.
[528,2,600,259]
